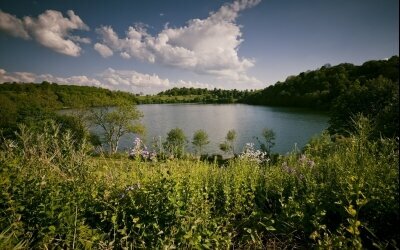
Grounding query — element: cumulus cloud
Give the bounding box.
[173,80,214,89]
[44,75,102,86]
[0,68,214,94]
[99,68,170,88]
[94,0,261,83]
[0,68,101,86]
[98,68,214,92]
[69,35,91,44]
[94,43,113,57]
[0,9,90,56]
[0,10,30,39]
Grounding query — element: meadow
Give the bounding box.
[1,118,398,249]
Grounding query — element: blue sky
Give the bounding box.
[0,0,398,93]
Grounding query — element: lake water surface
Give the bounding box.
[114,104,329,154]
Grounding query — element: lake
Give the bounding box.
[112,104,329,155]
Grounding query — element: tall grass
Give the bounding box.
[0,119,398,248]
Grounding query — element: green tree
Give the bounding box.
[219,129,237,156]
[0,95,18,135]
[54,114,89,148]
[164,128,187,157]
[192,129,210,155]
[88,101,144,154]
[329,76,398,138]
[260,128,275,154]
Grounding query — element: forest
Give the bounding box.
[243,56,398,108]
[245,56,399,138]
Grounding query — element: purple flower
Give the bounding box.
[130,137,157,161]
[298,154,315,168]
[282,161,295,174]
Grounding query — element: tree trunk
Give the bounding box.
[111,138,119,154]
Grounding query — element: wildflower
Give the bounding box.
[282,161,295,174]
[299,154,315,168]
[149,151,158,162]
[8,140,17,148]
[121,183,141,198]
[130,137,157,161]
[141,150,149,159]
[125,183,141,191]
[299,154,307,163]
[239,143,269,163]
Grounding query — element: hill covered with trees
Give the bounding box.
[136,87,254,104]
[0,82,137,136]
[243,56,398,109]
[243,56,399,137]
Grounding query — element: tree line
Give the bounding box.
[242,56,399,138]
[1,56,398,141]
[137,87,255,104]
[0,82,137,137]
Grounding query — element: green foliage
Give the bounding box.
[220,129,237,156]
[192,130,210,155]
[243,56,399,138]
[163,128,188,158]
[0,82,138,138]
[152,87,253,104]
[226,129,237,142]
[329,76,399,138]
[259,128,276,154]
[0,95,17,130]
[54,113,89,147]
[87,101,144,154]
[0,118,398,248]
[0,82,137,110]
[244,56,398,110]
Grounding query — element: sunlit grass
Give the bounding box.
[0,120,398,248]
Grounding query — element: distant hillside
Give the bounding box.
[146,87,254,104]
[243,56,399,110]
[0,82,139,135]
[243,56,399,137]
[0,82,137,110]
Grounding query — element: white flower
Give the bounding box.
[239,143,269,163]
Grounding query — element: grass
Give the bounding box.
[0,121,398,249]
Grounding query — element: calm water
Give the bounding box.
[113,104,329,154]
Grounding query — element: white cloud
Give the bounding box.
[173,80,214,89]
[69,35,91,44]
[14,72,37,82]
[0,68,101,86]
[95,0,261,83]
[0,68,215,94]
[97,68,216,93]
[120,52,131,59]
[0,68,20,82]
[99,68,170,88]
[0,10,30,39]
[94,43,113,57]
[44,75,102,86]
[0,9,90,56]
